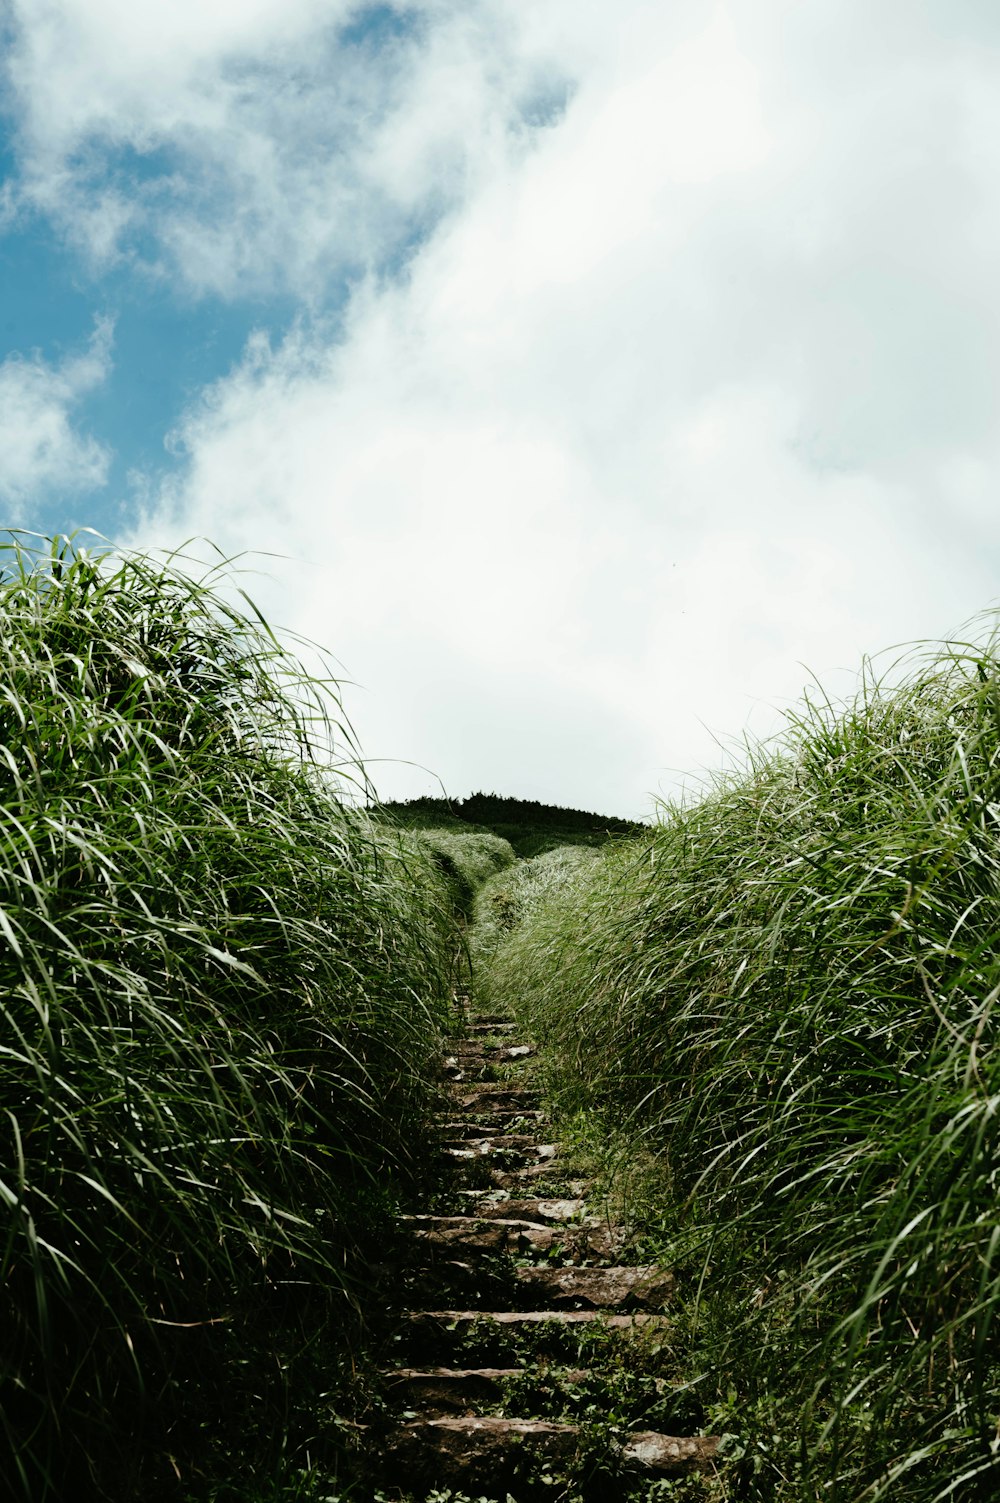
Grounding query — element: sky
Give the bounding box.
[2,0,1000,819]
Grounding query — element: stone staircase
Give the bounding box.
[373,1012,720,1500]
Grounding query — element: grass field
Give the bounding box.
[478,629,1000,1502]
[0,536,464,1500]
[8,531,1000,1501]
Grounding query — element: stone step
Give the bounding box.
[442,1149,545,1172]
[441,1130,552,1151]
[454,1085,541,1111]
[403,1214,624,1262]
[468,1196,591,1224]
[465,1020,517,1034]
[381,1365,589,1413]
[443,1063,534,1083]
[455,1107,546,1129]
[382,1415,578,1492]
[490,1159,577,1186]
[382,1366,525,1412]
[405,1309,668,1334]
[406,1267,674,1315]
[442,1145,534,1164]
[441,1150,556,1171]
[382,1416,719,1492]
[453,1042,534,1061]
[514,1265,675,1311]
[442,1142,559,1169]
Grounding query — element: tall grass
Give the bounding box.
[0,536,459,1499]
[410,828,516,920]
[471,844,600,972]
[482,630,1000,1501]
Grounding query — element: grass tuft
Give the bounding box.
[0,534,460,1499]
[479,628,1000,1501]
[471,844,601,973]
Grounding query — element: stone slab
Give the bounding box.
[382,1416,718,1489]
[406,1309,668,1330]
[514,1265,675,1311]
[473,1197,590,1224]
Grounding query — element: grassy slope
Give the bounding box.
[0,539,462,1501]
[470,844,602,973]
[412,827,518,920]
[478,634,1000,1503]
[377,793,644,858]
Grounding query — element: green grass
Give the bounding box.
[0,535,462,1500]
[478,629,1000,1502]
[378,794,644,859]
[471,844,601,972]
[412,828,517,920]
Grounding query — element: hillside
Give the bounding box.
[377,791,645,857]
[474,630,1000,1503]
[8,534,1000,1503]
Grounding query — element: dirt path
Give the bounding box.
[371,1007,720,1500]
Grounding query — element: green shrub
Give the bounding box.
[482,630,1000,1501]
[0,536,458,1499]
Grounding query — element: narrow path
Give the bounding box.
[372,1007,720,1500]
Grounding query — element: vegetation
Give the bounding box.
[0,536,462,1500]
[12,530,1000,1503]
[378,793,644,858]
[411,827,516,920]
[471,845,600,970]
[478,630,1000,1502]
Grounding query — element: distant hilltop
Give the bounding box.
[376,792,646,858]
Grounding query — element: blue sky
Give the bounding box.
[0,4,421,539]
[2,0,1000,817]
[0,226,286,540]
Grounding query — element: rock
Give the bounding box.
[619,1432,721,1474]
[474,1197,590,1224]
[455,1085,540,1111]
[514,1265,675,1311]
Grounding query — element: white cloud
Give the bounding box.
[2,0,569,297]
[0,320,113,517]
[89,0,1000,812]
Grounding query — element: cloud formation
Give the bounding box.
[0,319,113,516]
[2,0,567,297]
[7,0,1000,812]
